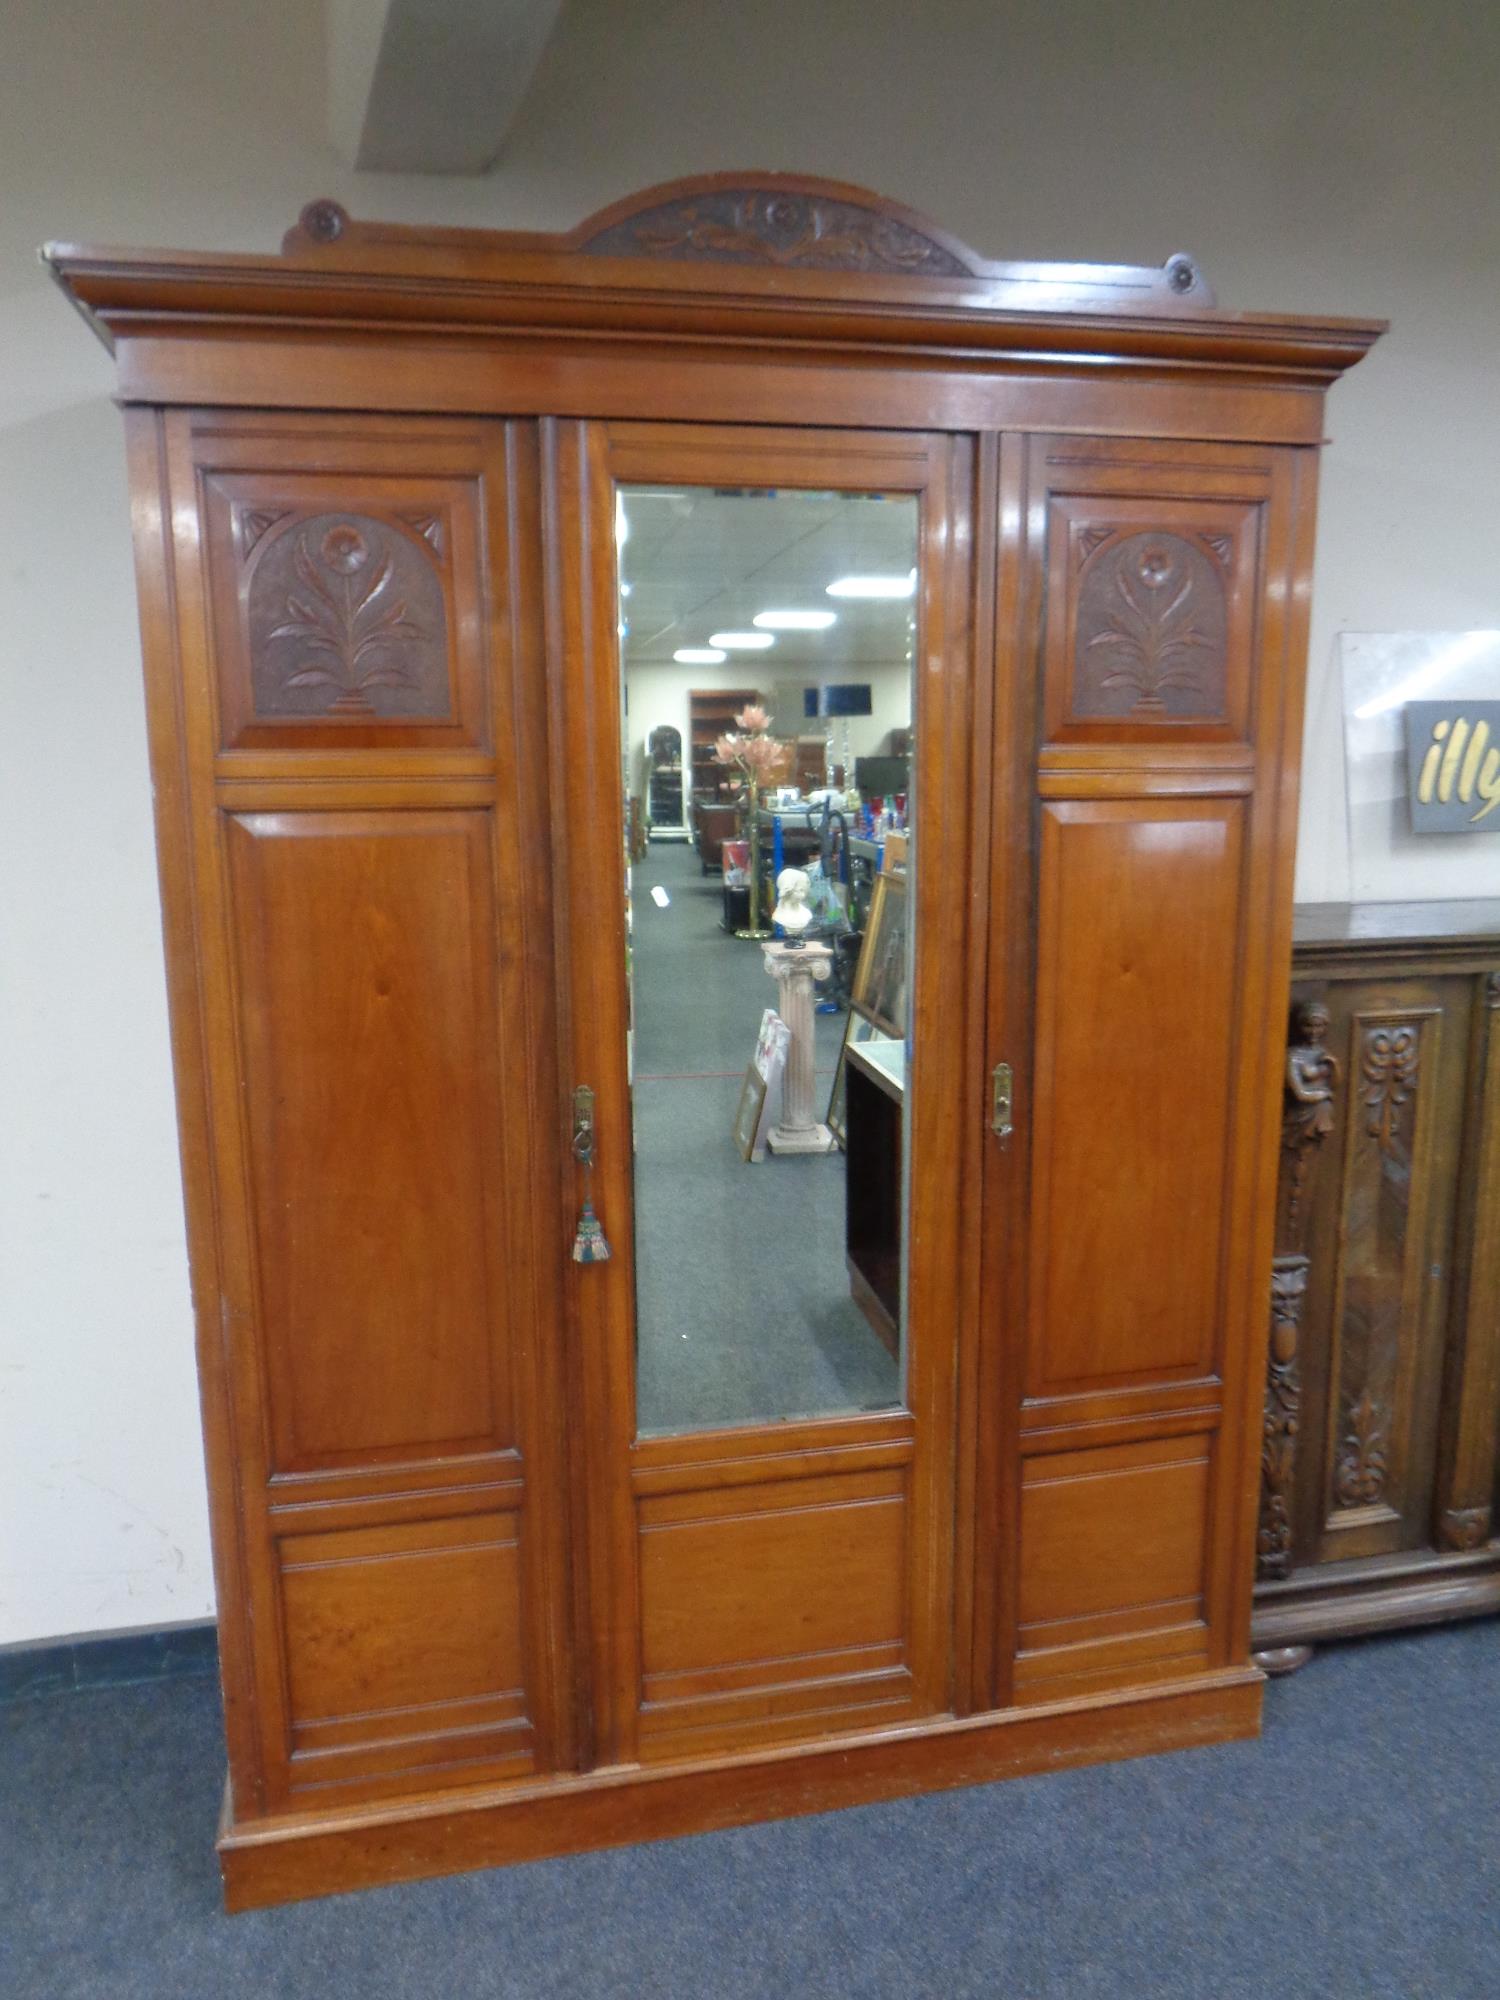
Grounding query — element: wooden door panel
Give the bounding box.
[153,409,577,1814]
[636,1461,912,1753]
[980,432,1315,1704]
[227,810,509,1471]
[1015,1433,1212,1695]
[1027,797,1244,1396]
[278,1508,534,1800]
[550,421,973,1763]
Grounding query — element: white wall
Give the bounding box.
[4,0,1498,1644]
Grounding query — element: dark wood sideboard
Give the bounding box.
[1254,899,1500,1668]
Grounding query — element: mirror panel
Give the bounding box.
[616,484,918,1436]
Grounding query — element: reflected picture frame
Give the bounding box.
[849,871,908,1040]
[732,1063,769,1162]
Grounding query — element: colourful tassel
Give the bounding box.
[572,1197,611,1263]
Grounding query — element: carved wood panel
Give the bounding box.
[198,428,494,753]
[1072,530,1229,719]
[581,188,973,276]
[1309,993,1470,1564]
[1032,441,1268,753]
[244,512,450,720]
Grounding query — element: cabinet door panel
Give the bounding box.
[1028,798,1244,1396]
[227,810,508,1471]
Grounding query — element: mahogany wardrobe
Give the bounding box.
[48,176,1381,1909]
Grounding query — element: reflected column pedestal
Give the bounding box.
[762,940,835,1155]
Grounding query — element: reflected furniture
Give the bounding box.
[47,172,1380,1909]
[845,1036,905,1355]
[691,796,739,871]
[689,687,760,798]
[646,724,683,834]
[1253,900,1500,1667]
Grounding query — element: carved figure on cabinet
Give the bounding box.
[1280,999,1339,1249]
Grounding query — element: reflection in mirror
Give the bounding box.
[617,484,917,1436]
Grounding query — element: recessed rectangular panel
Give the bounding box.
[1016,1433,1211,1692]
[278,1511,533,1795]
[637,1468,911,1750]
[228,811,507,1469]
[1028,800,1244,1395]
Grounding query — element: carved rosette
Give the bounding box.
[244,512,450,721]
[1257,1255,1308,1581]
[582,191,972,276]
[1438,1506,1492,1552]
[1072,531,1228,719]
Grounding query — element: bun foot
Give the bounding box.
[1254,1643,1314,1676]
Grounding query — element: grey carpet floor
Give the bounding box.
[3,1622,1498,1997]
[632,840,897,1433]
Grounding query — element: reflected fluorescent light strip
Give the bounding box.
[1354,631,1500,719]
[708,630,775,650]
[615,497,629,549]
[753,609,837,631]
[825,569,917,599]
[674,647,727,664]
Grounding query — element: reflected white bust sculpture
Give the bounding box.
[772,866,814,935]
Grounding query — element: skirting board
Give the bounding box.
[0,1619,217,1704]
[219,1667,1263,1911]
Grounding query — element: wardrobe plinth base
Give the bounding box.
[218,1667,1262,1912]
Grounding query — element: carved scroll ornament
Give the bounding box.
[1072,531,1228,720]
[1361,1023,1420,1156]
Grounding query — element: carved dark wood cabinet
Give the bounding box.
[46,175,1379,1909]
[1254,901,1500,1665]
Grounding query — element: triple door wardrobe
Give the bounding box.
[47,175,1381,1909]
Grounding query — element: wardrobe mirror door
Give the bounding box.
[614,483,918,1436]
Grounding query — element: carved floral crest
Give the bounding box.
[244,511,450,721]
[1072,530,1227,718]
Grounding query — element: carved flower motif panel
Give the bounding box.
[245,512,451,722]
[1072,530,1229,721]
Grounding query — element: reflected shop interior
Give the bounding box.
[615,486,918,1436]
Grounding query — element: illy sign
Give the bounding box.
[1404,701,1500,832]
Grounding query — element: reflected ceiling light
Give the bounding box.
[753,609,837,631]
[619,581,632,597]
[674,647,728,664]
[708,631,775,649]
[825,569,917,599]
[615,497,629,548]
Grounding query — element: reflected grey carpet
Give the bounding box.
[3,1623,1497,1996]
[631,841,897,1432]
